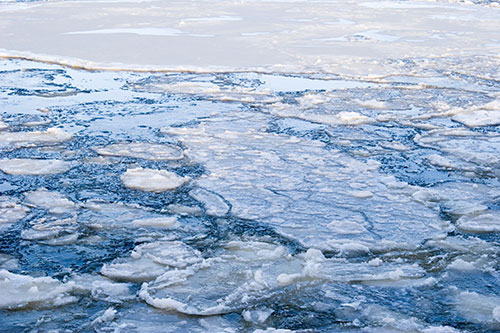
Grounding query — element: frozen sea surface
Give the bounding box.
[0,0,500,332]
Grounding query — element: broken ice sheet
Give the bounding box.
[101,240,203,283]
[140,242,424,316]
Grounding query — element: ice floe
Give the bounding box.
[456,291,500,325]
[0,127,72,150]
[101,241,202,282]
[0,158,71,175]
[0,196,29,226]
[132,217,180,229]
[0,270,77,310]
[24,188,76,214]
[121,168,189,192]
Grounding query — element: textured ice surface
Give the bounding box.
[140,245,424,315]
[0,158,71,175]
[456,291,500,325]
[131,217,180,229]
[163,115,448,251]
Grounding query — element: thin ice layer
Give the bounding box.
[94,142,183,161]
[121,168,189,192]
[0,158,71,175]
[162,113,448,251]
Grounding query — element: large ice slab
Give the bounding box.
[0,0,499,75]
[162,113,450,251]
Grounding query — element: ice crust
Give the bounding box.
[121,168,189,192]
[94,142,183,161]
[456,291,500,324]
[0,158,71,175]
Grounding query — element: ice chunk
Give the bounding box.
[140,241,294,315]
[0,196,29,225]
[94,142,183,161]
[101,241,202,282]
[121,168,189,192]
[70,274,132,303]
[0,158,71,175]
[299,112,372,126]
[456,291,500,324]
[0,270,76,310]
[242,308,274,324]
[166,203,203,216]
[21,216,79,246]
[24,188,76,214]
[355,99,386,109]
[92,307,117,326]
[0,253,19,271]
[452,100,500,127]
[0,128,72,150]
[457,212,500,233]
[448,258,476,271]
[189,187,229,216]
[132,216,179,229]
